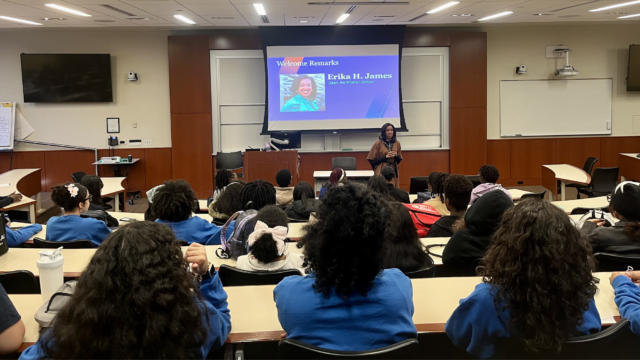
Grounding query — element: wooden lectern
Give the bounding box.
[244,150,299,184]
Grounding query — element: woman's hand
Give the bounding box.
[588,219,606,227]
[185,243,210,275]
[610,271,640,285]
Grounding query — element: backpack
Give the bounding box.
[403,203,442,237]
[216,210,257,260]
[35,281,76,334]
[413,191,433,204]
[575,209,617,229]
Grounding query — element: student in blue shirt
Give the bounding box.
[46,183,112,247]
[274,183,417,351]
[153,180,226,245]
[446,199,601,359]
[1,215,42,247]
[19,221,231,359]
[610,270,640,336]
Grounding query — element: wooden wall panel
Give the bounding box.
[43,151,96,191]
[168,35,212,114]
[403,30,450,47]
[0,153,11,174]
[555,138,601,171]
[145,148,173,192]
[171,114,213,198]
[97,149,146,196]
[450,108,487,175]
[510,139,556,180]
[487,140,511,181]
[449,32,487,109]
[12,151,46,192]
[600,137,640,167]
[398,151,450,191]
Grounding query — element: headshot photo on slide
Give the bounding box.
[280,74,325,112]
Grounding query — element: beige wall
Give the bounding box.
[486,23,640,139]
[0,30,172,151]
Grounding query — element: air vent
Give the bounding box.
[210,16,234,19]
[408,13,428,22]
[374,15,395,17]
[558,14,580,18]
[260,15,269,23]
[100,4,136,16]
[549,0,598,12]
[346,5,358,13]
[371,18,384,21]
[294,16,314,19]
[127,17,151,20]
[93,19,116,22]
[39,17,67,20]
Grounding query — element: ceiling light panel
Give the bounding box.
[478,11,513,21]
[590,0,640,12]
[427,1,459,14]
[0,15,42,24]
[45,4,91,16]
[173,14,194,23]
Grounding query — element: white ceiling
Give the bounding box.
[1,0,640,28]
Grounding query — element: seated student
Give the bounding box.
[581,181,640,254]
[153,180,226,245]
[2,216,42,247]
[274,183,417,351]
[80,175,119,227]
[0,284,25,355]
[319,168,347,199]
[236,205,305,273]
[446,199,600,359]
[275,169,295,206]
[470,165,512,204]
[144,184,163,221]
[209,182,245,224]
[234,180,277,244]
[425,172,450,215]
[366,174,392,199]
[442,190,513,273]
[285,181,321,221]
[212,169,237,202]
[0,192,23,209]
[426,175,473,238]
[382,202,433,273]
[19,222,231,359]
[46,183,112,246]
[610,270,640,336]
[381,166,410,203]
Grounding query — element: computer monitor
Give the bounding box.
[270,131,301,149]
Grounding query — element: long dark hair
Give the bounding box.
[478,199,598,353]
[215,169,234,190]
[41,222,209,359]
[293,181,315,205]
[212,182,245,217]
[429,172,449,202]
[80,175,104,206]
[249,205,289,264]
[291,75,317,100]
[367,175,390,198]
[379,123,396,142]
[382,202,432,273]
[301,183,385,298]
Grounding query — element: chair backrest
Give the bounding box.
[277,338,420,359]
[0,270,40,294]
[520,190,546,200]
[288,217,307,223]
[404,260,436,279]
[216,151,244,171]
[465,175,482,188]
[332,157,356,171]
[594,253,640,272]
[33,238,95,249]
[570,206,609,215]
[71,171,87,183]
[218,264,301,286]
[583,157,599,175]
[494,319,639,359]
[409,177,429,195]
[591,167,619,193]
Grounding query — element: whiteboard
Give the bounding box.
[500,79,612,137]
[0,103,15,150]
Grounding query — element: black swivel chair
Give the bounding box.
[332,157,356,171]
[277,338,420,359]
[218,264,301,286]
[404,256,436,279]
[570,206,609,215]
[568,157,599,198]
[519,190,546,200]
[594,253,640,272]
[579,167,619,198]
[493,318,639,359]
[216,151,244,178]
[0,270,40,294]
[71,171,86,183]
[33,238,95,249]
[409,177,429,195]
[465,175,482,188]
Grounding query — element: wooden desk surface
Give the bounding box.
[409,189,531,203]
[553,196,609,214]
[543,164,590,185]
[0,169,41,211]
[621,153,640,159]
[620,153,640,182]
[100,177,126,197]
[199,200,208,212]
[313,170,374,178]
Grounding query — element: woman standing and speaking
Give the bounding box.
[367,123,403,187]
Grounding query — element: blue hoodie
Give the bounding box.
[613,275,640,336]
[6,224,42,247]
[46,215,112,247]
[155,217,234,246]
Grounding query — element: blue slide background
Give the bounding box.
[268,55,399,122]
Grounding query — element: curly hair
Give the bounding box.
[428,172,449,202]
[151,180,197,222]
[215,169,234,190]
[41,221,209,359]
[367,175,390,198]
[212,182,245,217]
[249,205,290,264]
[479,164,500,184]
[51,183,89,211]
[276,169,292,188]
[291,75,317,100]
[444,175,473,212]
[301,183,385,298]
[381,202,432,273]
[80,175,104,207]
[478,198,598,353]
[240,180,276,211]
[379,123,396,142]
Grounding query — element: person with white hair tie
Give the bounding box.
[236,205,306,273]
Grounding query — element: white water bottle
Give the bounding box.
[37,247,64,303]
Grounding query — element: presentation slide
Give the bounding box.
[266,45,401,132]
